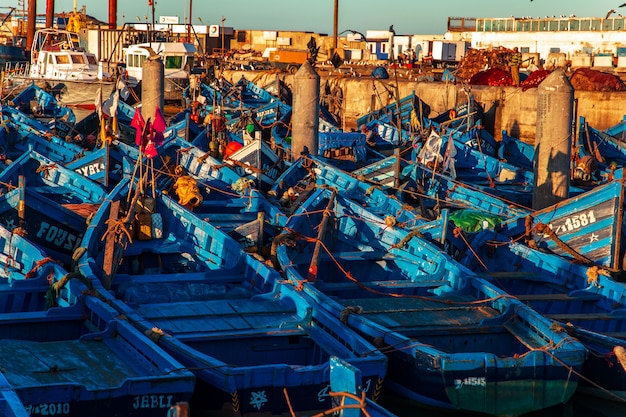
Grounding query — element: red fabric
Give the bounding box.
[469,68,513,86]
[152,106,167,146]
[130,108,145,146]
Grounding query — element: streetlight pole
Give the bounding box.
[333,0,338,52]
[150,0,155,42]
[187,0,192,42]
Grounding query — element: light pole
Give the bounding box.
[333,0,338,52]
[187,0,192,42]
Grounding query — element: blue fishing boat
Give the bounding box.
[0,222,70,313]
[0,150,107,265]
[275,186,587,416]
[462,228,626,401]
[498,177,626,270]
[0,292,195,417]
[76,176,388,416]
[401,158,531,223]
[577,116,626,175]
[8,83,76,125]
[0,106,88,164]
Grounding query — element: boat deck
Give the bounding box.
[0,339,143,390]
[134,297,303,338]
[338,295,500,331]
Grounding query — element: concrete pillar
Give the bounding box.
[532,68,573,210]
[141,58,164,124]
[291,61,319,160]
[45,0,54,28]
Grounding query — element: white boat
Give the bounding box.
[123,42,196,103]
[5,28,115,110]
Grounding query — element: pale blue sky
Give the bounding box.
[7,1,626,35]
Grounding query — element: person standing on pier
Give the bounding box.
[509,47,522,86]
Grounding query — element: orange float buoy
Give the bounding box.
[223,141,243,159]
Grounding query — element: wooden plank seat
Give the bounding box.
[546,312,626,321]
[114,269,246,284]
[514,293,604,302]
[316,279,447,291]
[292,251,397,265]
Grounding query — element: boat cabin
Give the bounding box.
[28,28,104,82]
[123,42,196,102]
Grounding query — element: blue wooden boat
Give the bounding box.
[356,92,430,141]
[0,150,107,265]
[0,107,87,164]
[275,186,587,416]
[498,177,626,270]
[270,155,426,229]
[0,292,195,417]
[0,221,72,313]
[461,229,626,401]
[412,130,534,205]
[577,116,626,174]
[401,160,531,220]
[8,83,76,125]
[76,177,388,416]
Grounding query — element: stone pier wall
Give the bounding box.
[223,70,626,144]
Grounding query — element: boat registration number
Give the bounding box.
[542,210,597,237]
[455,377,487,388]
[25,403,70,415]
[132,394,174,409]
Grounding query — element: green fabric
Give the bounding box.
[449,209,503,233]
[246,124,255,134]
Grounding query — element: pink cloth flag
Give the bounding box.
[130,108,146,146]
[152,106,167,146]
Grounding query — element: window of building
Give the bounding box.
[531,21,539,31]
[581,20,590,30]
[569,20,580,31]
[559,21,568,31]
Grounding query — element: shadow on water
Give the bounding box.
[377,390,626,417]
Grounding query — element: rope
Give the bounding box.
[23,257,58,279]
[44,271,91,309]
[101,217,133,244]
